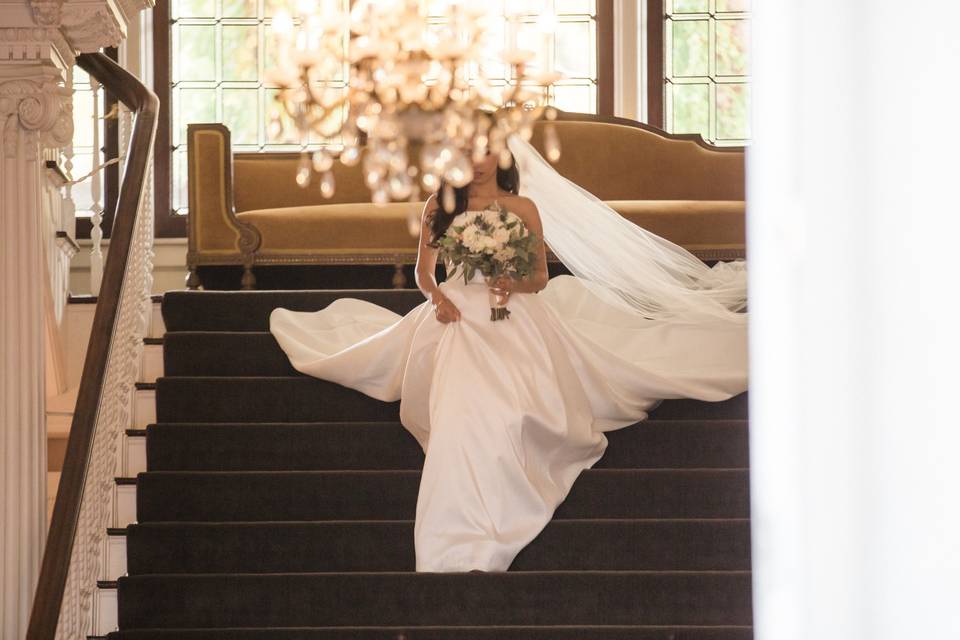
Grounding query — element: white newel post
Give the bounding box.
[0,0,151,635]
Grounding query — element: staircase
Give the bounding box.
[100,289,753,639]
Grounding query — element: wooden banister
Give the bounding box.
[27,52,158,640]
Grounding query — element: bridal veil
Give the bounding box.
[506,133,748,325]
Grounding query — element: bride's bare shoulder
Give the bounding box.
[500,195,541,224]
[498,194,536,212]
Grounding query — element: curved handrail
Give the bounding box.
[27,53,158,640]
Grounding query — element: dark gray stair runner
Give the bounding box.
[144,420,749,471]
[105,289,753,639]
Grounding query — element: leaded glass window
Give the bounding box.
[664,0,750,145]
[169,0,351,214]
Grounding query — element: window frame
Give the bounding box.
[150,0,615,238]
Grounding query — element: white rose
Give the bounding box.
[461,224,479,243]
[494,247,516,262]
[492,228,510,245]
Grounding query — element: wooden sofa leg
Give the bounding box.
[241,263,256,290]
[186,267,201,290]
[392,263,407,289]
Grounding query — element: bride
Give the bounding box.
[268,133,749,573]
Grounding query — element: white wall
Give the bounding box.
[748,1,960,638]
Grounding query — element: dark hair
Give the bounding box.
[427,153,520,246]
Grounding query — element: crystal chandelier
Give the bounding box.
[266,0,563,217]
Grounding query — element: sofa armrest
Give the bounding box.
[186,123,261,288]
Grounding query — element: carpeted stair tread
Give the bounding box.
[164,332,299,377]
[162,290,425,332]
[155,376,747,423]
[116,571,753,628]
[106,625,753,639]
[155,377,400,423]
[125,519,751,574]
[135,469,750,522]
[145,420,748,471]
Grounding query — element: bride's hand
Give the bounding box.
[432,294,461,323]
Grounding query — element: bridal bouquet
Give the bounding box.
[437,202,539,321]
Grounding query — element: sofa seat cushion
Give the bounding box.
[237,199,745,257]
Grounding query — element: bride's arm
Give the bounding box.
[493,199,549,295]
[415,196,461,321]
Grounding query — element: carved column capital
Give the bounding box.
[0,72,73,157]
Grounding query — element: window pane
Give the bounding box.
[175,0,215,18]
[222,25,259,81]
[223,89,259,145]
[222,0,256,17]
[671,0,708,14]
[177,88,217,145]
[552,83,595,113]
[264,0,295,17]
[72,90,95,149]
[71,152,94,214]
[717,0,750,12]
[672,20,709,77]
[671,83,709,138]
[554,0,594,14]
[716,19,749,76]
[555,20,593,79]
[173,149,188,213]
[265,88,300,144]
[177,25,217,81]
[717,83,749,141]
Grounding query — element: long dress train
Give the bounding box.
[269,258,748,572]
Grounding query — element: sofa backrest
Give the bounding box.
[528,119,744,201]
[231,114,744,212]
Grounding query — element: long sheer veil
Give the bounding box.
[506,133,748,325]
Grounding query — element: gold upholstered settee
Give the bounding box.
[186,112,745,289]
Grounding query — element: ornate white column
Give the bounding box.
[0,38,73,640]
[0,0,150,635]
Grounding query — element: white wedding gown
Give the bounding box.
[269,247,748,572]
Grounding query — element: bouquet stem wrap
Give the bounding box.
[487,279,512,321]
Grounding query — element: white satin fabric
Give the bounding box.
[269,262,748,572]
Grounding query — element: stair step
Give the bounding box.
[155,377,747,423]
[116,571,753,628]
[162,290,425,332]
[105,626,753,639]
[123,519,750,574]
[164,332,297,377]
[135,469,750,522]
[144,420,748,471]
[155,377,400,423]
